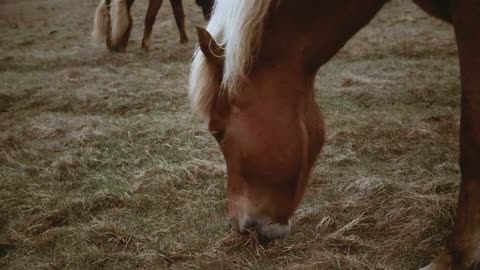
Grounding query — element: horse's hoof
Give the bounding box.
[141,40,150,52]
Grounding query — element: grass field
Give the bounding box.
[0,0,461,269]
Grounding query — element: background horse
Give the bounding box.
[190,0,480,269]
[92,0,214,52]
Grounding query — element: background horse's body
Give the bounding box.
[190,0,480,269]
[92,0,213,52]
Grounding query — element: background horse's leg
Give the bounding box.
[195,0,214,20]
[112,0,136,51]
[423,1,480,269]
[169,0,188,43]
[92,0,136,52]
[142,0,164,51]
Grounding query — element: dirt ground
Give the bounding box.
[0,0,461,269]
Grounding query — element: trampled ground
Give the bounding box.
[0,0,460,269]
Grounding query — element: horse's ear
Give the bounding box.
[196,26,224,67]
[195,27,229,136]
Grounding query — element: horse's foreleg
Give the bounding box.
[142,0,164,51]
[424,2,480,270]
[451,1,480,267]
[169,0,188,43]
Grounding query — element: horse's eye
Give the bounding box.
[211,130,225,143]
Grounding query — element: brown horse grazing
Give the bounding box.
[92,0,213,52]
[189,0,480,269]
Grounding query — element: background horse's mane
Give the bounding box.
[189,0,274,119]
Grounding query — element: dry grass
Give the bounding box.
[0,0,460,269]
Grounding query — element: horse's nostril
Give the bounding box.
[230,215,290,239]
[229,216,256,232]
[257,222,291,240]
[239,216,256,232]
[229,217,239,230]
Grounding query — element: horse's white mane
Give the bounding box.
[189,0,274,119]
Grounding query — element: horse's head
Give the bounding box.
[191,26,325,239]
[195,0,214,20]
[190,0,392,239]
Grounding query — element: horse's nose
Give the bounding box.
[230,215,257,232]
[232,215,291,239]
[239,216,256,232]
[257,221,290,239]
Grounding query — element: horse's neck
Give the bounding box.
[258,0,388,73]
